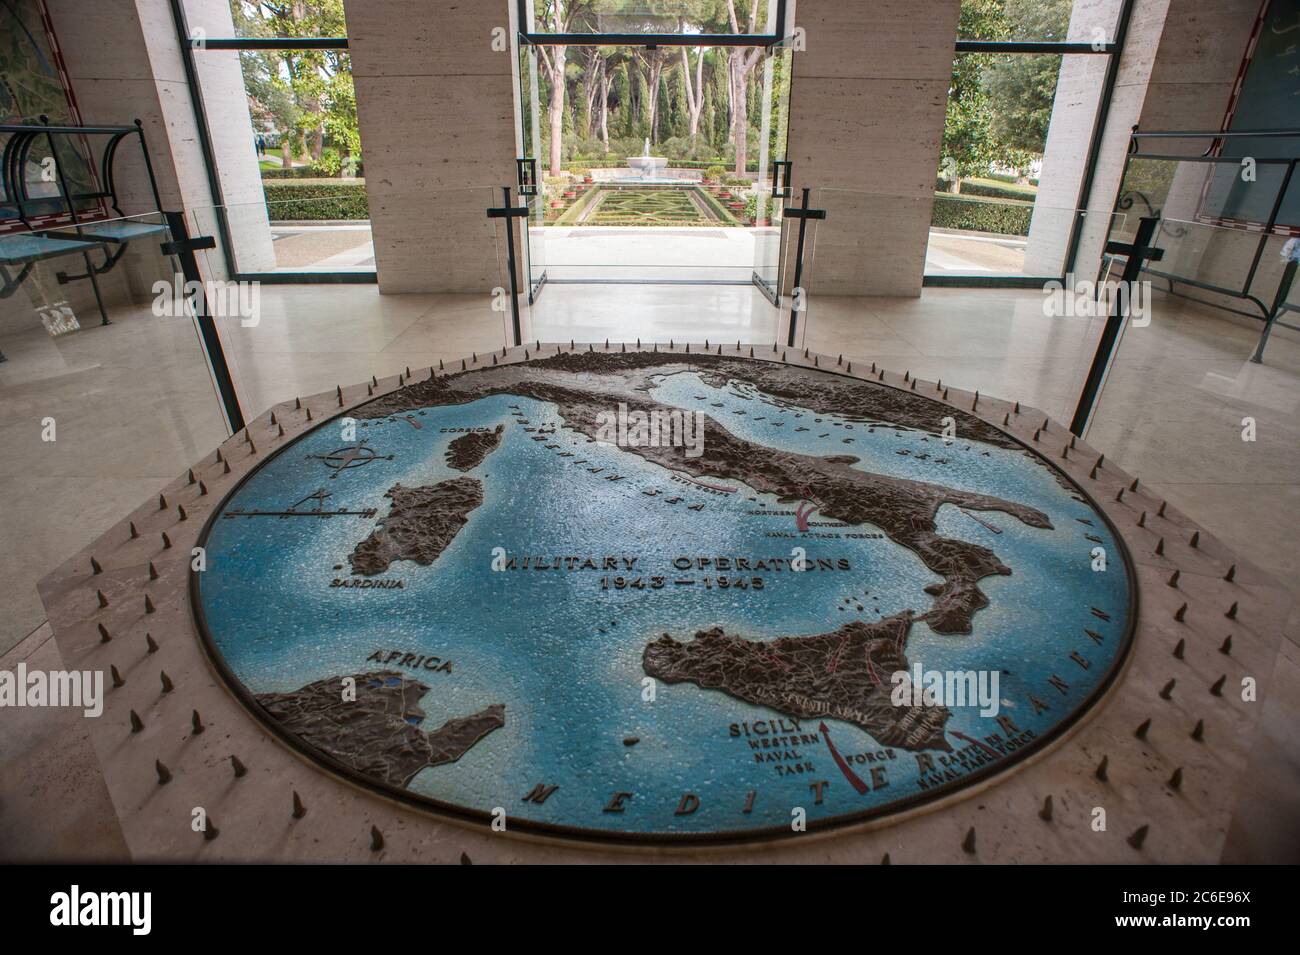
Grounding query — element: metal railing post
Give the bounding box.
[487,187,529,348]
[1069,215,1162,436]
[161,210,245,433]
[1251,257,1298,364]
[40,116,110,326]
[784,186,827,348]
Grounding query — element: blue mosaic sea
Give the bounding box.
[197,369,1131,836]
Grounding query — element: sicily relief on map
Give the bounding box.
[194,351,1134,843]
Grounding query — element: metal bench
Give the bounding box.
[0,117,167,360]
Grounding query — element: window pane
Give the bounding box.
[184,0,349,40]
[515,40,791,284]
[524,0,778,36]
[191,43,371,273]
[956,0,1121,45]
[926,51,1108,278]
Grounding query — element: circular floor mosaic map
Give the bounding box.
[194,351,1136,843]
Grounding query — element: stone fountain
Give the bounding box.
[625,137,668,180]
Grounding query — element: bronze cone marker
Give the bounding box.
[1127,825,1148,850]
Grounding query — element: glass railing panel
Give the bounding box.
[527,179,769,282]
[190,191,374,276]
[181,189,508,420]
[517,173,788,345]
[258,191,373,274]
[522,189,549,302]
[1141,217,1282,302]
[1085,213,1300,574]
[0,212,233,653]
[925,193,1093,280]
[522,275,781,345]
[1105,149,1300,332]
[804,190,1127,428]
[1114,156,1296,247]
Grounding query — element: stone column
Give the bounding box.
[343,0,518,294]
[45,0,202,214]
[785,0,961,297]
[183,0,276,274]
[1023,0,1125,277]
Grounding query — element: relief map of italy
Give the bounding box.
[194,351,1134,842]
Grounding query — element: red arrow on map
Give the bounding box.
[820,722,870,795]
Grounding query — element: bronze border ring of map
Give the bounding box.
[188,352,1140,847]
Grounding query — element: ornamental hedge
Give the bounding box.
[931,193,1033,236]
[261,161,365,179]
[933,179,1037,202]
[261,179,369,220]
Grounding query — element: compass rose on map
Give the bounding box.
[306,440,394,478]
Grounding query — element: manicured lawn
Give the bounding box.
[589,188,703,224]
[554,184,743,226]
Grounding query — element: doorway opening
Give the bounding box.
[512,2,793,308]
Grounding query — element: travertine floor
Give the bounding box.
[1,281,1296,861]
[524,225,1032,281]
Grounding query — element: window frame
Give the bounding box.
[516,0,789,48]
[168,0,369,282]
[923,0,1137,287]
